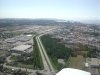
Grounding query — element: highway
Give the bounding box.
[36,35,55,74]
[3,28,57,75]
[36,36,50,71]
[4,35,55,75]
[36,29,56,75]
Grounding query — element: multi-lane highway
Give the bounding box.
[4,28,57,75]
[4,34,55,75]
[36,29,56,75]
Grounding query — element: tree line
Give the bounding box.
[41,35,72,70]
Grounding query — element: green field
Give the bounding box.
[68,55,85,69]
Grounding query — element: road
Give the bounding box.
[36,28,56,75]
[36,35,55,75]
[4,28,57,75]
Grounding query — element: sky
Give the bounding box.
[0,0,100,20]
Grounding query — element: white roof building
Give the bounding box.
[56,68,91,75]
[11,45,32,53]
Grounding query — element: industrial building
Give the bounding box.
[90,58,100,68]
[86,58,100,68]
[11,45,32,54]
[17,35,32,42]
[5,35,32,44]
[5,38,17,44]
[13,39,33,46]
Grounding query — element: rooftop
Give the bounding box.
[90,58,100,66]
[11,45,32,52]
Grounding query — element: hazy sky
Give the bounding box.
[0,0,100,20]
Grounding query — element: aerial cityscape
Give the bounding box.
[0,19,100,75]
[0,0,100,75]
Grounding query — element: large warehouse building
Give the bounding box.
[11,45,32,54]
[5,35,33,44]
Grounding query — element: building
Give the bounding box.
[58,59,65,65]
[5,38,17,44]
[11,45,32,54]
[5,35,32,44]
[56,68,91,75]
[90,58,100,68]
[18,35,32,42]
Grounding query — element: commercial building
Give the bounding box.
[5,35,32,44]
[5,38,17,44]
[11,45,32,54]
[90,58,100,68]
[17,35,32,42]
